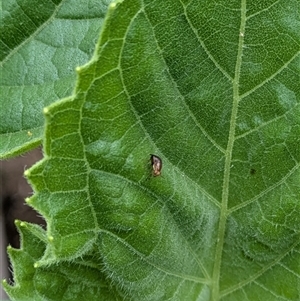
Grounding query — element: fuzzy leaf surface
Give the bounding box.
[4,0,300,300]
[3,221,123,301]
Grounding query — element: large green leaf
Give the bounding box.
[0,0,111,158]
[3,0,300,300]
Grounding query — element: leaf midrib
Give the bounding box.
[211,0,247,300]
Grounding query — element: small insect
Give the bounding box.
[150,154,162,177]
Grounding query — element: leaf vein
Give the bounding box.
[229,162,300,213]
[220,237,300,297]
[240,52,300,101]
[180,0,232,81]
[100,228,208,284]
[143,5,227,155]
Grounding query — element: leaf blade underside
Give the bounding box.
[4,0,300,300]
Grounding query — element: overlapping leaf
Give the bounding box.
[3,0,300,300]
[3,221,123,301]
[0,0,111,158]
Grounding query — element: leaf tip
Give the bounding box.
[33,262,39,268]
[43,107,50,115]
[24,169,30,177]
[2,279,9,290]
[25,197,32,205]
[109,0,122,11]
[19,221,26,228]
[1,278,11,294]
[109,2,117,9]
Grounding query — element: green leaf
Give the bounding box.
[0,0,111,158]
[4,0,300,300]
[3,221,123,301]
